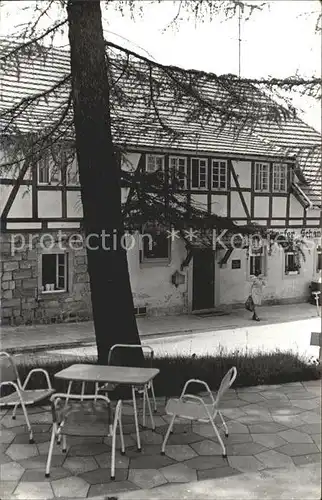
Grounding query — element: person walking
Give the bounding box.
[250,269,266,321]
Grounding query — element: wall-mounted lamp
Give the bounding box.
[171,270,185,287]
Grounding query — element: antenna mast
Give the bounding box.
[238,3,242,78]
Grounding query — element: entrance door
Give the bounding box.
[192,249,214,311]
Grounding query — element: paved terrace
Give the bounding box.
[0,380,320,499]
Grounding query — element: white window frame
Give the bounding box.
[38,156,50,185]
[273,163,287,192]
[284,251,300,275]
[191,157,208,190]
[169,156,187,190]
[141,224,171,264]
[316,249,322,273]
[212,159,228,190]
[254,162,269,192]
[145,154,165,173]
[40,252,68,293]
[37,155,61,185]
[249,247,266,278]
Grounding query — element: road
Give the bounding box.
[19,315,321,364]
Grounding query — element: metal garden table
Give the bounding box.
[55,364,160,450]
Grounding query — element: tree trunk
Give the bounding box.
[67,0,142,365]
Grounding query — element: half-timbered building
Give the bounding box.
[1,44,321,324]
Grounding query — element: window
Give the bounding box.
[38,157,50,184]
[170,156,187,189]
[191,158,208,189]
[37,155,60,185]
[146,154,164,173]
[249,247,265,276]
[317,249,322,272]
[254,162,269,192]
[41,253,68,292]
[285,252,299,275]
[273,163,287,192]
[212,160,227,190]
[141,224,170,261]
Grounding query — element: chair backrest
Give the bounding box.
[214,366,237,407]
[0,352,21,385]
[108,344,154,367]
[50,393,111,425]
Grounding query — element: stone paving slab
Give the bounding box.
[118,463,321,500]
[0,380,320,499]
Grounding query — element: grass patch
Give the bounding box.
[8,349,320,399]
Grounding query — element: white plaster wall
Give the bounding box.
[231,160,251,188]
[218,245,316,306]
[271,220,285,226]
[191,194,208,211]
[67,190,82,217]
[231,191,251,218]
[272,197,286,218]
[127,234,187,315]
[307,207,321,221]
[121,152,141,172]
[211,195,227,216]
[218,248,249,304]
[38,191,62,217]
[289,196,304,217]
[8,186,32,218]
[254,196,269,218]
[0,185,11,215]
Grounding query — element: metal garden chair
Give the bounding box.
[0,351,54,443]
[45,393,124,480]
[161,366,237,458]
[95,344,157,433]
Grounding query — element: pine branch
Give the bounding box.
[0,20,67,63]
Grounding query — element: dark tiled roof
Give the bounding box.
[0,40,321,205]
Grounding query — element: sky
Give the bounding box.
[1,0,321,130]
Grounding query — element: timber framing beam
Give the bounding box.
[1,159,30,221]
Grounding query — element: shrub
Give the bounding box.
[6,349,320,400]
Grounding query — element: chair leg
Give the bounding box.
[142,388,146,428]
[218,411,229,437]
[144,385,155,430]
[111,408,119,480]
[161,414,176,455]
[20,401,33,443]
[150,381,157,412]
[12,403,18,419]
[209,414,226,457]
[131,386,141,451]
[62,434,67,453]
[81,382,85,401]
[108,402,113,436]
[45,424,56,477]
[118,407,125,456]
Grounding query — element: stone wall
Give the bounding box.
[0,232,92,325]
